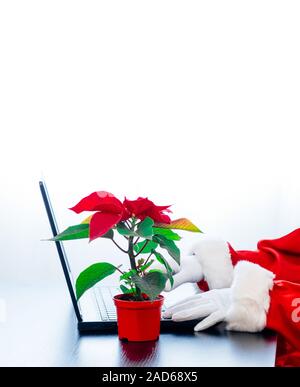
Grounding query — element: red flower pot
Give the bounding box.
[113,294,164,342]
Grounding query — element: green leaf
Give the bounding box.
[139,259,154,272]
[153,235,180,265]
[120,269,137,281]
[50,223,89,241]
[101,229,114,239]
[148,268,165,274]
[116,222,136,236]
[76,262,117,300]
[153,227,181,241]
[120,284,132,294]
[132,271,168,300]
[134,240,158,254]
[136,217,154,239]
[49,224,113,241]
[155,218,203,233]
[153,251,174,288]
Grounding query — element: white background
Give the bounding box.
[0,1,299,286]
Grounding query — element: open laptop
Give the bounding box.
[39,180,198,333]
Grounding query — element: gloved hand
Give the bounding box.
[161,236,231,291]
[167,254,204,291]
[151,254,204,291]
[163,288,232,331]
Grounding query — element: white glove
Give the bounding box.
[166,254,204,291]
[162,236,230,291]
[163,288,232,331]
[151,254,204,291]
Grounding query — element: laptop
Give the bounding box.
[39,180,198,333]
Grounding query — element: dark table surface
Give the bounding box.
[0,284,277,367]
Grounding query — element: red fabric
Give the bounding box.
[197,279,209,292]
[231,230,300,367]
[228,228,300,285]
[198,229,300,367]
[275,334,300,367]
[267,280,300,367]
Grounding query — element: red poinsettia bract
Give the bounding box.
[70,192,171,241]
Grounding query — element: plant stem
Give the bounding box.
[134,236,140,245]
[144,252,153,267]
[134,240,150,258]
[128,235,143,301]
[115,265,124,275]
[128,236,137,270]
[112,238,128,254]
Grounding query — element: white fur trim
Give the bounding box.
[226,261,275,332]
[190,236,234,289]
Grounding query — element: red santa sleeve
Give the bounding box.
[225,261,300,366]
[267,280,300,366]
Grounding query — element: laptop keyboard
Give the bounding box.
[94,286,119,321]
[94,286,167,321]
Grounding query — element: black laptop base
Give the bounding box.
[78,319,200,333]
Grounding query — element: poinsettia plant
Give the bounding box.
[51,191,202,301]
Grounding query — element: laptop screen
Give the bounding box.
[39,180,82,322]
